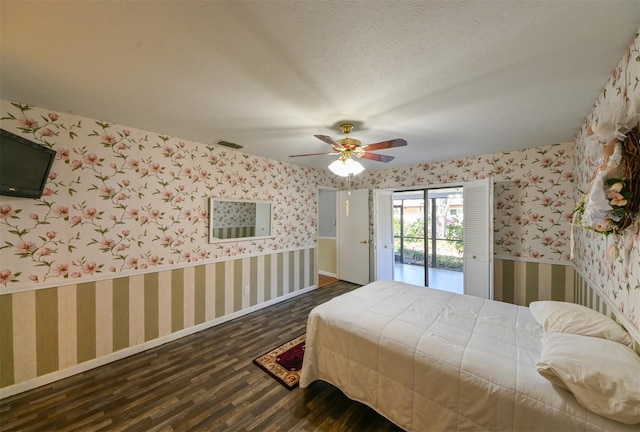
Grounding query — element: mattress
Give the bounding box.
[299,280,635,431]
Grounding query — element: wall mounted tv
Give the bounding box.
[0,129,57,199]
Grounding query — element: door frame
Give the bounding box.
[317,186,338,282]
[392,183,464,288]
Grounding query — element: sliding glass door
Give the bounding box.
[393,187,464,293]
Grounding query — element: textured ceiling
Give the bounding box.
[1,1,639,172]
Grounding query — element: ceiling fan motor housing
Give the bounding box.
[336,137,362,149]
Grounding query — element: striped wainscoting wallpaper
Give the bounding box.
[211,226,256,240]
[494,258,575,306]
[0,248,315,391]
[572,269,640,352]
[495,258,639,351]
[573,270,612,317]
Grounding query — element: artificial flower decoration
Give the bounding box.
[573,127,640,235]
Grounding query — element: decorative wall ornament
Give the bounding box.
[573,127,640,235]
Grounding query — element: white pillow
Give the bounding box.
[537,332,640,425]
[529,300,632,346]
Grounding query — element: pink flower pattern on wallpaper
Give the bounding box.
[0,101,337,288]
[572,34,640,330]
[351,143,575,261]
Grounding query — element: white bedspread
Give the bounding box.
[299,280,635,431]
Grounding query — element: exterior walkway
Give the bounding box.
[394,263,463,294]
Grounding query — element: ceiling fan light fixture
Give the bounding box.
[328,157,364,177]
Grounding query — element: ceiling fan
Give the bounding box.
[289,123,408,164]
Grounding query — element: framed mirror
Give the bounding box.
[208,198,273,243]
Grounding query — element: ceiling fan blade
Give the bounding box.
[288,152,340,158]
[361,138,407,151]
[314,134,345,149]
[360,152,395,163]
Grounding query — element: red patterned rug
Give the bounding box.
[253,333,305,390]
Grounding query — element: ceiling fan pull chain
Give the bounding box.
[345,175,352,216]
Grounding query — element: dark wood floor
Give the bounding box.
[0,281,402,431]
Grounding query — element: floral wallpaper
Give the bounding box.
[351,142,575,261]
[573,32,640,331]
[0,100,338,290]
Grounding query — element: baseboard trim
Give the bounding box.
[0,284,317,399]
[319,270,338,278]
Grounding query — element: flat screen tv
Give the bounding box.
[0,128,57,198]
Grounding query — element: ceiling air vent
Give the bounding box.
[217,140,243,150]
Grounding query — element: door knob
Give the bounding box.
[360,240,368,244]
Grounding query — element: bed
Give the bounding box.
[299,280,639,431]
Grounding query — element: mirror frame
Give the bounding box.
[208,198,273,243]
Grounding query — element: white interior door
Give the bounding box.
[463,178,493,299]
[337,188,370,285]
[373,189,394,281]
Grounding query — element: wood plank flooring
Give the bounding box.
[318,274,339,288]
[0,281,403,432]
